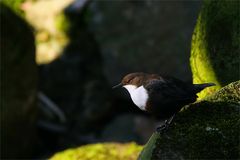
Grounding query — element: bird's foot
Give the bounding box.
[156,124,168,133]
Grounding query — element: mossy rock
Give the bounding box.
[0,3,37,158]
[190,0,240,99]
[50,142,143,160]
[138,81,240,160]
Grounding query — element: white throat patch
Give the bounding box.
[123,85,148,111]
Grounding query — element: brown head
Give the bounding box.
[113,72,149,89]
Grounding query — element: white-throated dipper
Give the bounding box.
[113,72,215,132]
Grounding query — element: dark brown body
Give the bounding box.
[144,76,198,120]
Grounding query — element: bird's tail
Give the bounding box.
[194,83,216,92]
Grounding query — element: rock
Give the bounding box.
[138,81,240,160]
[50,142,143,160]
[0,3,38,158]
[89,1,201,84]
[190,0,240,98]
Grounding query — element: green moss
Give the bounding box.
[50,142,143,160]
[205,81,240,103]
[190,0,239,99]
[138,81,240,159]
[55,13,71,33]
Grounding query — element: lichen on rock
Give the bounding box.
[138,80,240,160]
[190,0,240,99]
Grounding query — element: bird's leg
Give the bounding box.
[166,114,175,126]
[156,114,176,133]
[156,123,167,132]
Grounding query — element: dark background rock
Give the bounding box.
[0,3,38,158]
[89,1,202,85]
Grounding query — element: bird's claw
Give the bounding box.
[156,124,168,133]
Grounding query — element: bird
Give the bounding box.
[113,72,215,132]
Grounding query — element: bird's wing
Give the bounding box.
[144,78,196,101]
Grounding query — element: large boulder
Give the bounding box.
[0,3,38,158]
[138,81,240,159]
[190,0,240,98]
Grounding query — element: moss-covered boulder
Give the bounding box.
[50,142,143,160]
[190,0,240,99]
[0,3,38,158]
[138,81,240,160]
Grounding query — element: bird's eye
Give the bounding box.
[128,78,134,83]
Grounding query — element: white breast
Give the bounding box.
[123,85,149,111]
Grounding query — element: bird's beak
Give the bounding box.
[112,83,123,89]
